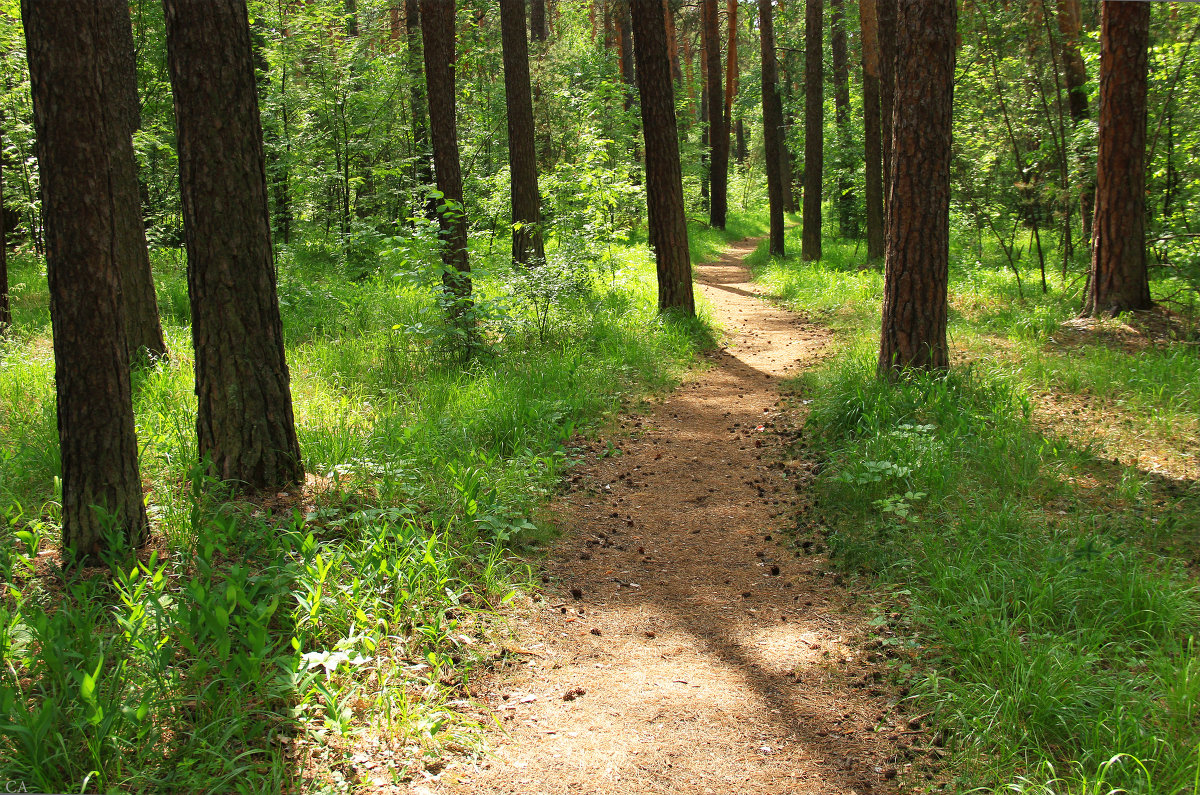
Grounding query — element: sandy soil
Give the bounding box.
[421,239,913,795]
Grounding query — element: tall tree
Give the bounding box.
[859,0,885,260]
[1083,0,1152,317]
[801,0,824,261]
[163,0,303,490]
[878,0,956,375]
[703,0,728,229]
[500,0,545,265]
[631,0,694,314]
[829,0,853,237]
[104,0,167,362]
[24,0,149,558]
[420,0,474,330]
[759,0,786,256]
[877,0,896,205]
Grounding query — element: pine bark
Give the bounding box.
[1083,1,1152,317]
[631,0,694,314]
[420,0,473,324]
[703,0,728,229]
[759,0,786,256]
[24,0,149,559]
[801,0,823,261]
[104,0,167,362]
[500,0,545,266]
[163,0,303,491]
[877,0,896,206]
[859,0,885,260]
[878,0,956,375]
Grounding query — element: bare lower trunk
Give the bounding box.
[878,0,956,375]
[164,0,303,491]
[25,0,149,560]
[632,0,694,314]
[1083,1,1152,317]
[759,0,785,256]
[801,0,823,261]
[859,0,885,260]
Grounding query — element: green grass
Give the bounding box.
[0,215,724,792]
[756,221,1200,793]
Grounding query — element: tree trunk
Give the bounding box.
[530,0,548,43]
[759,0,785,256]
[735,116,746,164]
[859,0,885,260]
[163,0,303,491]
[1083,1,1152,317]
[24,0,149,560]
[420,0,474,332]
[631,0,694,314]
[703,0,728,229]
[780,50,797,214]
[407,0,435,219]
[1056,0,1093,244]
[878,0,956,375]
[345,0,358,36]
[665,0,682,85]
[0,121,8,332]
[724,0,737,145]
[618,1,635,110]
[105,0,167,363]
[801,0,823,261]
[877,0,896,208]
[830,0,853,238]
[500,0,545,266]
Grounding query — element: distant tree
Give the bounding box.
[723,0,738,168]
[420,0,474,331]
[1056,0,1093,242]
[878,0,956,375]
[801,0,824,261]
[500,0,545,266]
[0,123,7,332]
[631,0,694,314]
[405,0,435,219]
[702,0,728,229]
[531,0,548,43]
[24,0,149,559]
[1083,0,1152,317]
[877,0,896,206]
[163,0,303,490]
[829,0,854,238]
[859,0,885,260]
[104,0,167,362]
[759,0,785,256]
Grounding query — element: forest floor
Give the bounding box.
[414,240,917,794]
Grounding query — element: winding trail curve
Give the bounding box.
[435,239,906,795]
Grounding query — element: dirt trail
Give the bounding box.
[430,240,906,794]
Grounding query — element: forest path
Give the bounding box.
[428,239,905,795]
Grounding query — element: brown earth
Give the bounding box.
[414,240,918,795]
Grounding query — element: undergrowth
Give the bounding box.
[757,223,1200,793]
[0,211,747,792]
